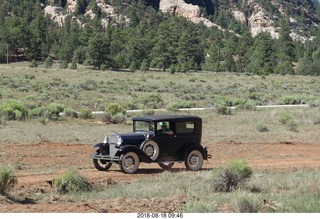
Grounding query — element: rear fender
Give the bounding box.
[178,144,207,161]
[116,145,153,163]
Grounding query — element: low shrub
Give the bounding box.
[29,106,47,118]
[286,120,299,132]
[0,99,28,120]
[53,169,91,194]
[216,105,231,115]
[79,108,93,119]
[255,122,269,132]
[0,165,17,195]
[47,103,64,119]
[106,103,126,115]
[212,159,253,192]
[279,110,294,125]
[233,196,260,213]
[166,100,196,111]
[63,107,78,118]
[140,94,164,109]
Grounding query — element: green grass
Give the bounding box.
[64,168,320,213]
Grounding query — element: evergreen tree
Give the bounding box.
[276,18,296,65]
[247,32,276,75]
[150,21,176,71]
[86,32,110,70]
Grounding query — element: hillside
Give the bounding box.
[1,0,320,75]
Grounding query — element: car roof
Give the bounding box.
[132,115,202,122]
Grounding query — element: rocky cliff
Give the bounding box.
[44,0,319,42]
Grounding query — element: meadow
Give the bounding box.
[0,63,320,213]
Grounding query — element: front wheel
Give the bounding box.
[158,162,174,170]
[185,149,203,171]
[120,152,140,174]
[93,150,112,171]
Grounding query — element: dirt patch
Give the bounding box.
[1,141,320,212]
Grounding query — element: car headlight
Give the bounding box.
[116,136,123,146]
[103,136,108,144]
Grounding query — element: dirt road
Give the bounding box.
[1,141,320,212]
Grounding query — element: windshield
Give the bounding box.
[134,121,154,132]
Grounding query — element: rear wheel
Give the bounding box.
[158,162,174,170]
[120,152,140,174]
[185,149,203,171]
[93,150,112,171]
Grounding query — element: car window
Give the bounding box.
[176,121,194,134]
[134,121,154,132]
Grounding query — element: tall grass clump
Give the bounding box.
[212,159,253,192]
[0,165,17,195]
[53,169,91,194]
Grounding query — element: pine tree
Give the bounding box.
[86,32,110,70]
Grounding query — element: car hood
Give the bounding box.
[116,132,154,146]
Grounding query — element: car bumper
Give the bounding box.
[204,147,212,159]
[91,154,121,162]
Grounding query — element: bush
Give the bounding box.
[29,106,47,118]
[279,110,293,125]
[53,169,91,194]
[29,59,38,68]
[60,60,68,69]
[79,108,93,119]
[216,105,231,115]
[106,103,126,116]
[63,107,78,118]
[212,159,253,192]
[47,103,64,119]
[0,165,17,195]
[141,94,164,109]
[255,122,269,132]
[286,120,299,132]
[166,100,196,111]
[233,196,260,213]
[0,99,28,120]
[45,56,53,68]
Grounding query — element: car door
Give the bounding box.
[154,121,197,159]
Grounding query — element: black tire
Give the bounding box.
[158,162,174,170]
[120,152,140,174]
[140,140,159,161]
[185,149,204,171]
[93,150,112,171]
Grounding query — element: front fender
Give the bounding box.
[92,143,110,155]
[116,145,153,163]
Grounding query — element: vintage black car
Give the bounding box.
[91,115,211,174]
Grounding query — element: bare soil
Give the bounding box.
[1,141,320,213]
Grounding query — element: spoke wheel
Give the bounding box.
[158,162,174,170]
[185,149,203,171]
[120,152,140,174]
[93,150,112,171]
[140,140,159,161]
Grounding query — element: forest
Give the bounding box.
[1,0,320,75]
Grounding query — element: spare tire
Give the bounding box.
[140,140,159,161]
